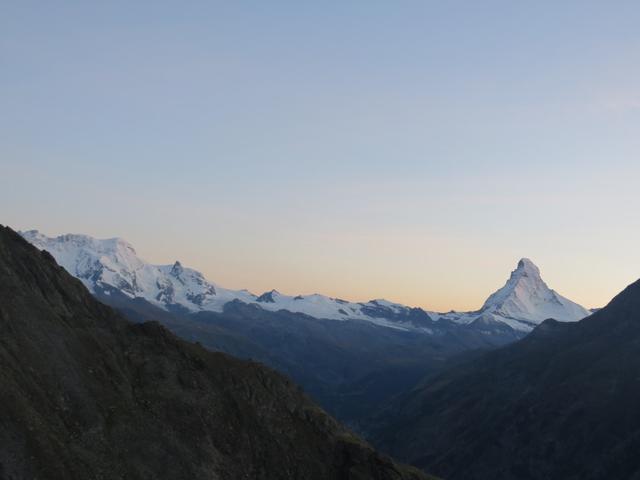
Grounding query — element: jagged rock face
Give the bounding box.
[0,226,431,480]
[372,278,640,480]
[256,289,278,303]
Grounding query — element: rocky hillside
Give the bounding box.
[0,225,432,480]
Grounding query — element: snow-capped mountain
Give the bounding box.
[429,258,590,331]
[481,258,589,322]
[20,230,431,331]
[20,230,590,333]
[20,230,254,310]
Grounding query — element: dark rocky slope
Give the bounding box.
[0,225,432,480]
[373,276,640,480]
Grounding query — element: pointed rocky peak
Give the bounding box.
[491,258,547,298]
[256,290,279,303]
[481,258,547,307]
[480,258,590,324]
[170,261,184,277]
[514,258,541,278]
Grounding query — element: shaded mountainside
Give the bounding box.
[373,278,640,480]
[0,226,433,480]
[94,287,520,430]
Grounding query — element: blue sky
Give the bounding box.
[2,1,640,310]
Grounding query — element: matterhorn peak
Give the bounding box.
[514,258,541,278]
[480,257,590,326]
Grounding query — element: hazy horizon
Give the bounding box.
[3,1,640,310]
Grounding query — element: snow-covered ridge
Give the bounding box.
[19,230,426,331]
[20,230,591,333]
[20,230,254,309]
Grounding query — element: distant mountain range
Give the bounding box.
[21,230,591,333]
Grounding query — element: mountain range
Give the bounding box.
[20,230,591,333]
[18,230,594,431]
[7,225,636,479]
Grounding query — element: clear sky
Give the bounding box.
[2,1,640,311]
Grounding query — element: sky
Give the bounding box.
[2,1,640,311]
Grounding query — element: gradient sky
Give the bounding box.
[2,1,640,311]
